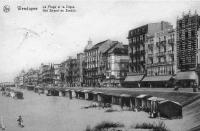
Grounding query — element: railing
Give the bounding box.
[167,50,173,55]
[156,52,165,56]
[148,54,153,57]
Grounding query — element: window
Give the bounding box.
[191,30,195,37]
[179,22,182,28]
[185,32,188,38]
[185,19,188,25]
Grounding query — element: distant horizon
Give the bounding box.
[0,0,200,82]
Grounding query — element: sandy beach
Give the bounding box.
[0,89,187,131]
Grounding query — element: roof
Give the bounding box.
[136,94,148,98]
[142,75,172,82]
[81,90,90,93]
[148,97,165,101]
[91,40,109,50]
[175,71,198,80]
[120,94,131,97]
[158,100,182,106]
[124,75,144,82]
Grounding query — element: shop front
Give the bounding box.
[123,75,144,88]
[142,75,174,88]
[175,71,198,88]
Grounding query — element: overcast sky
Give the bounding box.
[0,0,200,82]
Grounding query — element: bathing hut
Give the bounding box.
[14,91,24,99]
[147,97,165,116]
[91,91,98,101]
[64,89,70,97]
[26,85,35,91]
[74,90,80,98]
[82,90,90,100]
[78,90,85,99]
[34,86,39,93]
[69,90,76,99]
[58,88,66,97]
[47,88,59,96]
[129,93,140,110]
[120,94,131,109]
[158,100,182,119]
[111,93,121,105]
[96,92,103,102]
[87,90,94,100]
[135,94,152,111]
[101,93,112,107]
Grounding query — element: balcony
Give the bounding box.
[148,54,153,58]
[168,39,174,44]
[167,50,174,55]
[156,41,166,47]
[156,52,165,57]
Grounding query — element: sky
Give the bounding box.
[0,0,200,82]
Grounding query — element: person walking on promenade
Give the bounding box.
[17,115,24,127]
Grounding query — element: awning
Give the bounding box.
[142,75,172,82]
[124,75,144,82]
[175,71,198,80]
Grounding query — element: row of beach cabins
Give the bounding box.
[26,85,183,120]
[0,87,24,99]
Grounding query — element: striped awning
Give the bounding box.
[175,71,198,80]
[142,75,172,82]
[124,75,144,82]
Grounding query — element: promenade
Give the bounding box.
[65,87,200,106]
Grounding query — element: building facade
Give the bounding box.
[77,53,84,86]
[176,11,200,87]
[83,39,119,87]
[53,64,61,86]
[126,21,173,87]
[143,28,177,87]
[103,44,129,87]
[39,63,55,85]
[63,57,79,87]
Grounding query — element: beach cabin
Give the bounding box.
[69,90,76,99]
[97,92,103,102]
[158,100,182,119]
[135,94,152,111]
[34,86,39,93]
[82,90,89,100]
[64,89,70,97]
[58,89,66,97]
[101,93,112,107]
[78,90,85,99]
[74,90,80,98]
[129,94,139,110]
[26,85,35,91]
[111,93,121,105]
[87,91,94,100]
[147,97,165,117]
[120,94,131,109]
[14,91,24,99]
[91,91,98,101]
[47,88,59,96]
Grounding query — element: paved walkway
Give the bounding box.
[69,87,199,93]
